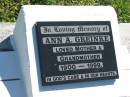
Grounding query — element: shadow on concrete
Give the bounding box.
[0,36,14,51]
[0,36,27,97]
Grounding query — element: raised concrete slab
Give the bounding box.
[0,23,130,97]
[0,51,27,97]
[14,6,122,97]
[0,37,13,51]
[0,80,27,97]
[0,51,20,80]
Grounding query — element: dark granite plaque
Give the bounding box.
[35,21,119,86]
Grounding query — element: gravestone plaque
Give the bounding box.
[35,21,119,86]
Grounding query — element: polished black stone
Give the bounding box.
[35,21,119,86]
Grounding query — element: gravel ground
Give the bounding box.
[0,23,14,43]
[0,23,130,53]
[119,23,130,53]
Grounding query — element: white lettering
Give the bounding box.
[57,54,102,62]
[59,62,103,71]
[53,45,104,53]
[45,71,117,82]
[43,35,110,44]
[40,25,109,34]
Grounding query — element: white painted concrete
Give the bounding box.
[0,6,130,97]
[13,5,130,97]
[0,80,27,97]
[1,47,130,97]
[0,51,27,97]
[0,51,20,80]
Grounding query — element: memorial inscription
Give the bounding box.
[35,21,119,85]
